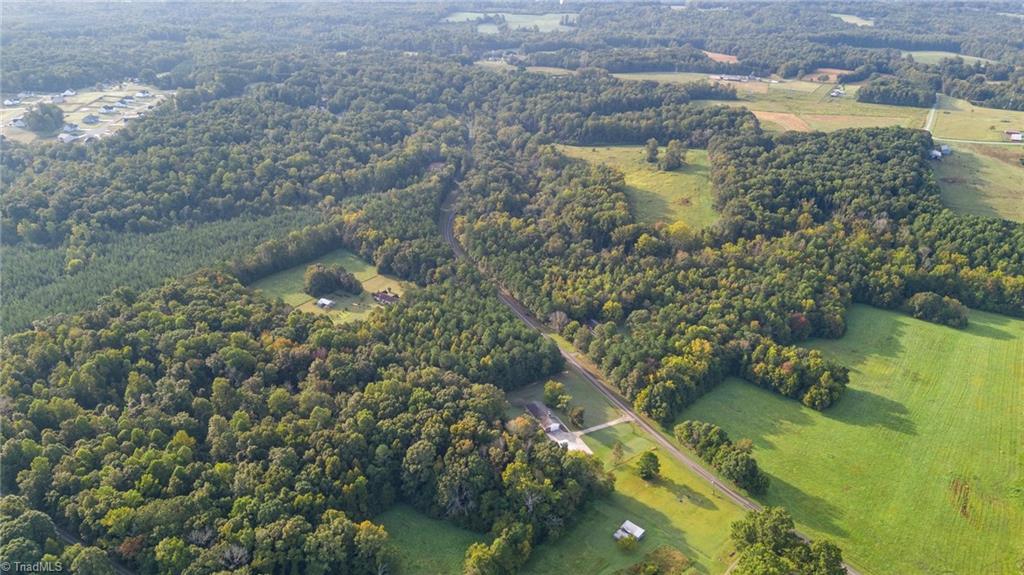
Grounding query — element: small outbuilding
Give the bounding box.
[62,89,77,96]
[929,149,943,160]
[613,520,646,541]
[316,298,335,309]
[57,133,78,144]
[940,144,952,156]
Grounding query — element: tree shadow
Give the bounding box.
[825,387,916,435]
[658,475,720,511]
[964,311,1016,341]
[765,475,849,539]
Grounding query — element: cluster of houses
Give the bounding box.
[928,144,953,160]
[4,85,159,144]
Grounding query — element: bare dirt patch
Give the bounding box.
[702,50,739,64]
[803,67,854,83]
[753,111,811,132]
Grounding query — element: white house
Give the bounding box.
[613,520,646,541]
[82,114,100,124]
[316,298,335,309]
[62,89,77,97]
[11,118,26,128]
[57,133,78,144]
[62,123,79,133]
[50,94,65,104]
[3,98,21,106]
[928,149,943,160]
[99,105,117,114]
[135,90,153,98]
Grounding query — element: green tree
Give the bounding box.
[569,406,585,428]
[636,451,660,480]
[543,381,571,411]
[658,139,686,171]
[644,138,659,163]
[24,103,64,133]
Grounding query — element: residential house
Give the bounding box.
[82,114,100,124]
[62,89,77,97]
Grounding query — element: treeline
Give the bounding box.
[674,421,769,494]
[457,116,1023,425]
[521,46,765,76]
[731,507,846,575]
[0,271,608,575]
[856,76,936,107]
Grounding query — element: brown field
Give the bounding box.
[702,50,739,63]
[753,110,811,132]
[803,68,854,83]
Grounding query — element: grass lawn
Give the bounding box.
[376,505,483,574]
[519,423,745,575]
[680,305,1024,575]
[506,369,624,430]
[902,50,993,65]
[933,143,1024,222]
[443,11,576,33]
[830,13,874,26]
[250,247,408,323]
[931,94,1024,142]
[558,145,718,230]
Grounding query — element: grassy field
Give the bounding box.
[558,145,719,230]
[443,11,576,33]
[250,247,408,323]
[934,143,1024,222]
[474,60,574,76]
[507,369,624,430]
[614,73,926,132]
[681,305,1024,575]
[0,82,168,144]
[387,363,746,574]
[376,505,483,574]
[902,50,993,65]
[830,13,874,26]
[931,94,1024,142]
[517,423,745,575]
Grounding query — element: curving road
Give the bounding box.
[440,195,865,575]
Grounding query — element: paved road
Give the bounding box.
[441,189,865,575]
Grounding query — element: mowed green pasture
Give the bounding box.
[250,247,407,323]
[558,145,719,230]
[386,368,746,574]
[443,11,576,33]
[903,50,993,65]
[931,94,1024,142]
[375,505,483,574]
[681,305,1024,575]
[519,423,745,575]
[506,369,624,430]
[934,143,1024,222]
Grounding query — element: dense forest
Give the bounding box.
[2,2,1022,573]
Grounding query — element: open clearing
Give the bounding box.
[931,94,1024,142]
[616,74,927,132]
[250,247,408,323]
[558,145,718,230]
[376,505,483,574]
[701,50,739,63]
[386,378,746,574]
[752,111,811,132]
[507,369,624,430]
[444,11,576,33]
[802,67,855,83]
[830,13,874,26]
[681,305,1024,575]
[934,143,1024,222]
[474,60,574,76]
[902,50,993,65]
[0,82,168,144]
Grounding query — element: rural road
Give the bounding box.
[924,93,1022,145]
[440,201,865,575]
